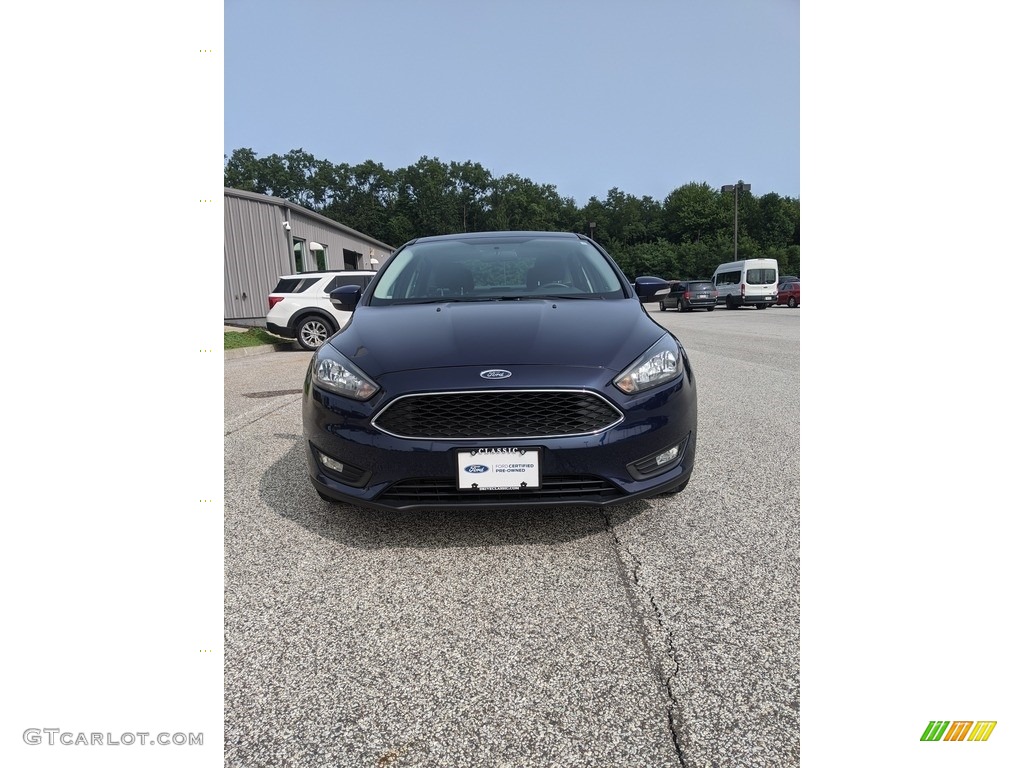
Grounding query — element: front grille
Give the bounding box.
[372,390,622,440]
[377,476,622,505]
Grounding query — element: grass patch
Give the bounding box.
[224,328,290,350]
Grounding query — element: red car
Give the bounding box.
[777,278,800,308]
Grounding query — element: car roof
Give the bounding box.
[406,231,584,244]
[275,270,376,279]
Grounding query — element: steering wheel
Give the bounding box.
[536,282,571,291]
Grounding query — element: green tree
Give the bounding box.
[222,147,799,259]
[486,174,562,232]
[613,238,679,281]
[223,148,262,192]
[397,156,461,235]
[306,157,344,211]
[750,192,798,250]
[279,149,320,209]
[663,182,726,244]
[678,238,723,279]
[602,187,661,246]
[449,160,493,232]
[574,197,608,242]
[332,160,397,240]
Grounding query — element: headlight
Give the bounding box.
[614,334,684,394]
[313,345,379,400]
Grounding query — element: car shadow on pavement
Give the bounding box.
[257,437,650,551]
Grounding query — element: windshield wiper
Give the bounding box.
[407,295,531,303]
[393,294,601,305]
[532,293,602,300]
[391,297,494,305]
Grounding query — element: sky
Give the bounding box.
[224,0,799,205]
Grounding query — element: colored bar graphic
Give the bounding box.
[921,720,996,742]
[921,721,949,741]
[944,721,972,741]
[967,722,997,742]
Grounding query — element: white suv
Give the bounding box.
[266,271,376,350]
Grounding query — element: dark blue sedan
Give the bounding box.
[302,231,696,510]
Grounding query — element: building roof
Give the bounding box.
[224,187,394,251]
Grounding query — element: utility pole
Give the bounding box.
[720,180,751,260]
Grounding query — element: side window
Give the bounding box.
[717,270,741,286]
[325,275,367,292]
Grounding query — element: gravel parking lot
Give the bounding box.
[224,304,800,767]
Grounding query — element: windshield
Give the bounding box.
[369,236,627,304]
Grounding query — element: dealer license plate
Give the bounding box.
[457,447,541,490]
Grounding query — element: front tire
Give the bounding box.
[788,297,797,308]
[659,301,666,311]
[296,316,335,351]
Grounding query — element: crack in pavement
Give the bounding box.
[225,395,304,437]
[602,508,687,768]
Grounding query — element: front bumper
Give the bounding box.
[302,364,697,511]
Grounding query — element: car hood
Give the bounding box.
[328,299,667,377]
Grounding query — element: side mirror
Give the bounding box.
[329,284,362,311]
[633,275,670,300]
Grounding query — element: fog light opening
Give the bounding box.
[655,445,680,467]
[318,451,346,474]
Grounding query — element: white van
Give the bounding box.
[711,258,779,310]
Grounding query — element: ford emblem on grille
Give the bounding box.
[480,369,512,379]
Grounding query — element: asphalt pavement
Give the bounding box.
[224,305,800,767]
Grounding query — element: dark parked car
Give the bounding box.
[659,280,718,312]
[777,278,800,308]
[303,231,697,511]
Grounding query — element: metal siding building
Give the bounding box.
[224,188,394,326]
